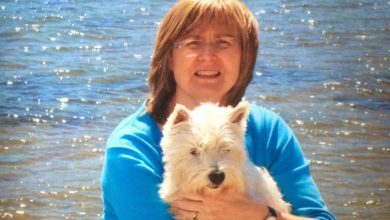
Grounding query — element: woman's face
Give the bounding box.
[170,24,242,109]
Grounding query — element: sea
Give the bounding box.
[0,0,389,219]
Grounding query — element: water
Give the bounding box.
[0,0,389,219]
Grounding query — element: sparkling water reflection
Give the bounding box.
[0,0,389,219]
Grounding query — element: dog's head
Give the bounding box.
[160,101,250,195]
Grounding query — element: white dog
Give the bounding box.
[159,102,291,213]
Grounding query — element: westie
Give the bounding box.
[159,102,291,213]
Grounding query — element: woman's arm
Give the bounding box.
[252,107,335,219]
[101,144,172,219]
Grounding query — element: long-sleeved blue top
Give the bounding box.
[101,101,335,220]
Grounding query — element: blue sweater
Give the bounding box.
[101,101,335,220]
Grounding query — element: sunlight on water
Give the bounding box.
[1,0,389,219]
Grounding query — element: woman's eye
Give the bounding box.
[217,39,229,45]
[185,40,201,48]
[215,39,231,49]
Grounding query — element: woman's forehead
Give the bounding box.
[182,20,239,38]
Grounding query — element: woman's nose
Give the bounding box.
[198,43,217,60]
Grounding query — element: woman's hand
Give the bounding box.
[170,192,268,220]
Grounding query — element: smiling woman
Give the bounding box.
[170,24,242,110]
[0,0,388,218]
[101,0,336,220]
[146,0,259,124]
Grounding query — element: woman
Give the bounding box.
[101,0,336,219]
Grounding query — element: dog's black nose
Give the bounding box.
[208,170,225,186]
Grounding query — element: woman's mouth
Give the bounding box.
[195,71,221,78]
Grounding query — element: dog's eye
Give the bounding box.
[190,148,200,156]
[224,149,231,153]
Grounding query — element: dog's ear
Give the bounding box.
[171,104,190,125]
[230,101,249,124]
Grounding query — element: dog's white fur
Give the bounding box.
[159,102,291,213]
